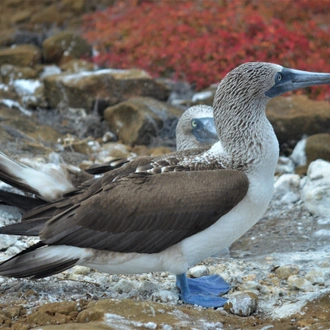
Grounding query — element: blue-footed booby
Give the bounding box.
[1,62,330,308]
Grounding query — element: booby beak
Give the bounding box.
[191,117,219,145]
[265,68,330,98]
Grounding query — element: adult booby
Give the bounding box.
[0,105,217,209]
[1,63,330,308]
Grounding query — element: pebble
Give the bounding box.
[138,280,159,297]
[275,265,299,279]
[188,265,209,278]
[224,292,258,316]
[151,290,179,304]
[113,279,137,294]
[287,275,314,292]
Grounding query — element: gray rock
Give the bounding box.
[0,235,18,250]
[224,292,258,316]
[274,174,300,204]
[276,156,295,174]
[287,275,314,292]
[138,280,159,297]
[275,265,299,279]
[113,279,137,294]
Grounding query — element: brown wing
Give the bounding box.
[40,169,249,254]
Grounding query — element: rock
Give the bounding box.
[273,174,300,204]
[305,268,325,285]
[305,133,330,165]
[291,137,307,167]
[43,69,170,114]
[0,234,17,250]
[113,279,137,294]
[188,265,209,278]
[12,79,47,109]
[0,44,41,67]
[151,290,179,304]
[266,95,330,150]
[138,281,159,297]
[301,159,330,218]
[0,104,63,157]
[42,31,92,65]
[104,97,182,146]
[275,265,299,279]
[287,275,314,292]
[1,64,38,83]
[224,292,258,316]
[60,59,96,73]
[39,64,62,78]
[276,156,295,174]
[27,301,79,327]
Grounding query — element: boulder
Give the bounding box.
[104,97,182,146]
[305,133,330,165]
[266,95,330,150]
[42,31,92,65]
[43,69,170,114]
[0,44,41,67]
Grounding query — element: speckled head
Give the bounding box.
[176,105,218,151]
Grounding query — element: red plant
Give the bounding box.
[83,0,330,100]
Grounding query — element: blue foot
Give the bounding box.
[176,273,230,308]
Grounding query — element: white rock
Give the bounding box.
[188,265,209,278]
[290,137,307,166]
[0,235,18,250]
[224,292,257,316]
[301,160,330,217]
[274,174,300,203]
[287,275,314,292]
[276,156,295,174]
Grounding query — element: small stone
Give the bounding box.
[113,279,137,294]
[188,265,209,278]
[224,292,258,316]
[287,275,314,292]
[0,234,17,250]
[71,265,91,275]
[304,268,325,285]
[275,265,299,279]
[151,290,179,304]
[138,281,159,297]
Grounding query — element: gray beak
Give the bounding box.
[191,117,219,145]
[265,68,330,98]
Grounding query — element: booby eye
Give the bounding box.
[191,120,198,128]
[276,72,283,82]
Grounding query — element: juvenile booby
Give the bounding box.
[1,63,330,308]
[0,105,217,209]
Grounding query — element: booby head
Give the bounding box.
[176,105,218,151]
[213,62,330,161]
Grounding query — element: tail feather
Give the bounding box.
[0,218,47,236]
[0,190,45,211]
[0,243,79,279]
[0,152,76,201]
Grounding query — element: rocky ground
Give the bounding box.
[0,1,330,329]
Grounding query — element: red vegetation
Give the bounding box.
[83,0,330,99]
